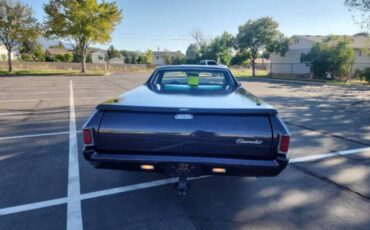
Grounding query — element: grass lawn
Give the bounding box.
[230,68,368,86]
[231,68,268,77]
[0,70,106,76]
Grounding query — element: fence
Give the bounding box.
[0,61,151,73]
[269,63,310,78]
[268,62,370,79]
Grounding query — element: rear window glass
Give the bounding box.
[206,61,217,65]
[152,69,234,86]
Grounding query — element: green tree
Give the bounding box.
[72,50,92,63]
[19,40,45,62]
[235,17,288,77]
[231,51,249,65]
[44,0,122,73]
[359,67,370,82]
[21,53,33,61]
[55,54,65,62]
[207,32,234,65]
[130,54,138,64]
[63,52,73,62]
[124,56,130,64]
[191,29,210,59]
[137,56,144,64]
[300,36,355,80]
[266,33,290,57]
[172,51,186,64]
[345,0,370,32]
[121,50,151,64]
[144,49,153,64]
[0,0,39,72]
[105,45,121,62]
[185,43,200,63]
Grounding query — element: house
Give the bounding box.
[45,48,73,60]
[0,45,19,61]
[152,51,178,65]
[270,35,370,76]
[91,50,124,64]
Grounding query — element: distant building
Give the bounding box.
[45,48,72,60]
[91,50,124,64]
[152,51,177,65]
[0,45,19,61]
[270,35,370,76]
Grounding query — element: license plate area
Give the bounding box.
[176,163,190,172]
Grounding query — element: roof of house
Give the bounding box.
[91,49,107,54]
[45,48,71,55]
[294,35,370,49]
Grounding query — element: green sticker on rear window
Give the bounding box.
[188,76,199,86]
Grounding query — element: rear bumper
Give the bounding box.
[83,149,289,177]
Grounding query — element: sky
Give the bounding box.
[28,0,363,53]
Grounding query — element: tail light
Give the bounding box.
[83,128,94,146]
[278,134,290,154]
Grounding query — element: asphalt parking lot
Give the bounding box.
[0,73,369,230]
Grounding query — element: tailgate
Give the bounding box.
[96,111,273,159]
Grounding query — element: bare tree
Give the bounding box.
[345,0,370,32]
[191,29,209,58]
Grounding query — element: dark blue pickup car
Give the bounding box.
[82,65,290,193]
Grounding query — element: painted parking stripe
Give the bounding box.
[0,92,67,95]
[0,90,116,95]
[67,80,83,230]
[0,131,70,141]
[0,198,67,216]
[80,176,209,201]
[80,178,176,200]
[1,97,105,103]
[0,109,70,116]
[0,147,369,217]
[0,177,206,216]
[0,108,93,116]
[290,147,370,163]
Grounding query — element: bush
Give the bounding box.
[72,51,92,63]
[21,53,33,61]
[55,54,65,62]
[359,67,370,83]
[300,36,354,80]
[64,53,73,62]
[45,56,54,62]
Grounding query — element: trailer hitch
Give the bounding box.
[175,176,190,195]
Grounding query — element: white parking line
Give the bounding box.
[0,109,70,116]
[0,108,94,117]
[80,176,209,201]
[0,147,368,217]
[0,131,70,141]
[290,147,370,163]
[67,80,83,230]
[0,92,67,95]
[0,176,206,216]
[0,197,67,216]
[0,90,116,95]
[1,97,105,103]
